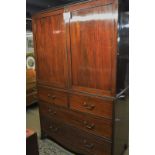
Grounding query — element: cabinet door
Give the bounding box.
[34,12,68,88]
[67,1,117,96]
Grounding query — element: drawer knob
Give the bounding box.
[47,94,51,98]
[83,102,95,110]
[84,121,95,130]
[83,139,94,149]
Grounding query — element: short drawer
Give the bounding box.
[41,116,112,155]
[39,102,112,140]
[38,87,68,107]
[70,94,113,119]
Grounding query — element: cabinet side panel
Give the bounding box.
[117,12,129,93]
[113,92,129,155]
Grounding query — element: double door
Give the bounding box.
[33,0,117,97]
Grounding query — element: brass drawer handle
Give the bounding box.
[83,139,94,149]
[49,125,58,132]
[83,102,95,110]
[84,121,95,130]
[48,94,56,99]
[48,108,56,115]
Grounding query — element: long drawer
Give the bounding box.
[38,87,68,107]
[39,102,112,140]
[40,116,112,155]
[70,94,113,119]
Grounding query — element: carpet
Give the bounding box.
[38,138,74,155]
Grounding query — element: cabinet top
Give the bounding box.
[32,0,116,19]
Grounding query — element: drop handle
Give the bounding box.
[47,94,56,99]
[83,140,94,149]
[83,102,95,110]
[49,126,58,132]
[84,121,95,130]
[48,108,56,115]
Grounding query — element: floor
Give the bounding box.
[26,104,74,155]
[26,104,129,155]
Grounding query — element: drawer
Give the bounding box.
[38,87,68,107]
[70,94,113,119]
[41,116,112,155]
[39,102,112,140]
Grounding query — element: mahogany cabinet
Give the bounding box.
[32,0,129,154]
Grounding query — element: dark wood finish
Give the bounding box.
[33,9,68,88]
[41,116,112,155]
[66,0,114,12]
[70,94,113,119]
[32,0,129,154]
[38,87,68,107]
[68,2,116,97]
[39,101,112,139]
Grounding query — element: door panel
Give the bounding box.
[69,4,116,96]
[35,13,68,88]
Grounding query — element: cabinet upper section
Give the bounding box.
[32,0,118,97]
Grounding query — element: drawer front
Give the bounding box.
[70,94,113,119]
[39,102,112,140]
[38,87,68,107]
[41,116,112,155]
